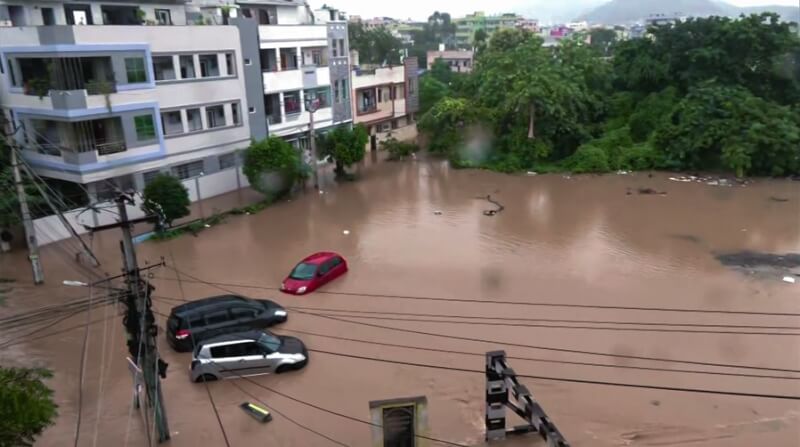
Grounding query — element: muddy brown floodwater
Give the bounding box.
[2,157,800,447]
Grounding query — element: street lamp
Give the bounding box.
[304,94,321,190]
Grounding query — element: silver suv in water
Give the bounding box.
[190,330,308,382]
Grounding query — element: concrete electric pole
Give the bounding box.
[11,147,44,284]
[305,94,321,189]
[89,194,170,443]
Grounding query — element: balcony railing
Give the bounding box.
[358,102,378,115]
[96,141,127,155]
[267,114,282,125]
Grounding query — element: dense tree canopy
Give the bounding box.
[416,13,800,177]
[317,124,368,177]
[243,137,305,197]
[348,23,402,65]
[141,173,190,228]
[0,367,58,447]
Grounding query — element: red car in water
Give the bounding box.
[281,252,348,295]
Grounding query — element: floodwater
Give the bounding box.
[2,156,800,447]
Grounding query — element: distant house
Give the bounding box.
[426,49,474,73]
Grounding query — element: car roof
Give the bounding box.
[300,251,341,265]
[170,295,252,317]
[200,330,270,346]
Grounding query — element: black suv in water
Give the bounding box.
[166,295,287,352]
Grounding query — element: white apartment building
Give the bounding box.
[0,1,267,204]
[351,57,419,149]
[244,0,353,150]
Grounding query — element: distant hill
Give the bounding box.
[578,0,799,24]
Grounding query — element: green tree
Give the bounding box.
[417,97,478,155]
[349,23,403,65]
[653,83,800,176]
[589,28,617,57]
[141,173,190,228]
[419,75,449,114]
[0,142,44,230]
[473,28,489,54]
[243,137,304,197]
[0,367,58,447]
[317,125,368,178]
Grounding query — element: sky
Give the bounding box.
[311,0,799,22]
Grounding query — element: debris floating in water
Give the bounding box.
[526,171,538,176]
[783,276,796,284]
[434,210,443,215]
[343,230,350,235]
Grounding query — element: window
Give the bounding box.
[172,160,204,179]
[41,8,56,25]
[244,58,252,66]
[241,342,263,356]
[133,115,156,141]
[205,105,225,128]
[231,102,241,125]
[153,56,176,81]
[333,81,340,103]
[206,311,230,325]
[248,107,255,114]
[186,108,202,131]
[225,53,235,76]
[219,152,237,170]
[179,55,196,79]
[143,170,162,185]
[161,111,183,135]
[125,58,147,83]
[408,78,416,94]
[332,43,338,58]
[210,343,245,359]
[283,91,301,115]
[199,54,220,77]
[304,88,331,110]
[340,79,349,100]
[311,49,323,66]
[338,39,345,57]
[155,8,172,25]
[378,88,383,103]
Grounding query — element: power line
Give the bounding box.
[291,309,800,336]
[156,268,800,317]
[169,252,231,447]
[306,348,800,401]
[289,309,800,374]
[275,327,800,380]
[225,379,349,447]
[226,373,469,447]
[73,284,95,447]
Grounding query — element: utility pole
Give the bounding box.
[485,351,569,446]
[90,194,170,443]
[305,95,320,189]
[11,147,44,284]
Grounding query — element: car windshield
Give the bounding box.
[257,333,281,352]
[289,262,317,280]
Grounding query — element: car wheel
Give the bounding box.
[275,365,291,374]
[196,374,218,383]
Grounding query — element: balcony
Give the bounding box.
[14,56,117,98]
[263,66,330,93]
[258,25,328,43]
[27,117,127,160]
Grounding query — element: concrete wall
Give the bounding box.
[327,21,351,124]
[32,164,252,245]
[233,17,267,140]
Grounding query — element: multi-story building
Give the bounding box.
[454,11,523,47]
[0,1,265,202]
[426,49,474,73]
[0,0,354,205]
[351,57,419,148]
[253,0,352,150]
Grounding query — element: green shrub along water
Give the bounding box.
[418,14,800,177]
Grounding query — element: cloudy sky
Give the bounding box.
[313,0,798,22]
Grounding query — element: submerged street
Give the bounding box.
[2,157,799,446]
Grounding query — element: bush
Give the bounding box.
[619,143,662,170]
[141,173,190,228]
[0,367,57,447]
[628,87,678,142]
[317,124,369,177]
[382,137,419,160]
[568,145,610,173]
[243,137,304,198]
[593,126,633,170]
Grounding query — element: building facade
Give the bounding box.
[252,0,352,151]
[0,1,266,203]
[426,49,474,73]
[0,0,354,205]
[454,11,523,47]
[351,58,419,148]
